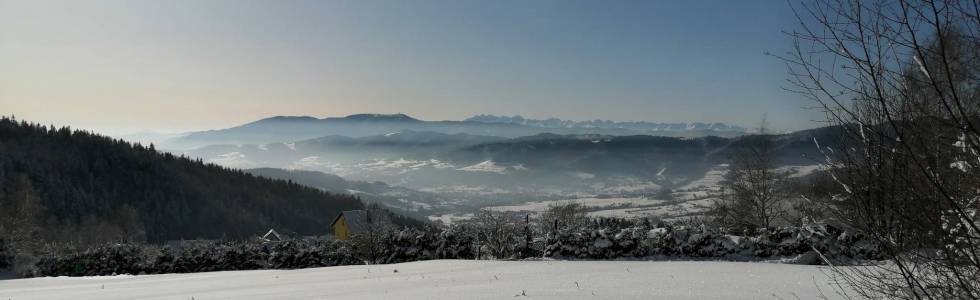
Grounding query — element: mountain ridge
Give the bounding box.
[464,114,748,133]
[164,113,750,149]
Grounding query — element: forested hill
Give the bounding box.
[0,117,363,243]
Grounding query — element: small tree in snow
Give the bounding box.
[713,120,791,232]
[350,203,395,264]
[471,210,520,259]
[538,202,590,233]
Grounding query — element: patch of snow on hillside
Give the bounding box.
[429,159,455,169]
[206,152,251,168]
[427,213,475,224]
[595,178,661,193]
[587,198,716,220]
[355,159,423,172]
[677,164,728,192]
[457,160,508,174]
[384,198,433,212]
[776,164,827,178]
[290,156,325,168]
[419,185,510,195]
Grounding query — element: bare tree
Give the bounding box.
[350,203,395,264]
[0,176,46,275]
[538,202,590,234]
[471,210,520,259]
[779,0,980,298]
[713,120,791,232]
[109,205,146,243]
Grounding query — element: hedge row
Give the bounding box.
[543,224,880,262]
[34,240,359,277]
[32,223,879,277]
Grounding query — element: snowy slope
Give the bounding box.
[0,260,853,300]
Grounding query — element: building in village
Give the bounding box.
[330,210,367,240]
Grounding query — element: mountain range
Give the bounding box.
[464,115,747,132]
[180,124,837,201]
[162,114,749,149]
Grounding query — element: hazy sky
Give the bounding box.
[0,0,822,134]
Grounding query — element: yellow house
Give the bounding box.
[330,210,367,240]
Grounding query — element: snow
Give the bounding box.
[569,171,595,179]
[429,159,455,169]
[390,198,433,211]
[346,159,456,175]
[356,158,420,172]
[427,213,475,224]
[289,156,326,169]
[951,160,972,172]
[775,165,827,178]
[419,185,511,195]
[487,197,666,213]
[483,192,722,221]
[457,160,509,174]
[593,180,661,193]
[206,152,252,168]
[0,260,853,300]
[586,198,716,220]
[677,164,727,192]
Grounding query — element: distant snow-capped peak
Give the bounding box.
[464,114,746,132]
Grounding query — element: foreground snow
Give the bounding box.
[0,260,852,300]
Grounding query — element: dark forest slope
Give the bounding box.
[0,117,363,242]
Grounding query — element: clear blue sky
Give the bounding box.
[0,0,821,134]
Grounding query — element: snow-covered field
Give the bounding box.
[586,198,716,219]
[484,194,717,221]
[427,212,475,224]
[486,197,668,213]
[0,260,853,300]
[475,164,832,222]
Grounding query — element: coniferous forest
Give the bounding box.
[0,116,364,244]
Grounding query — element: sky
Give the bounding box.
[0,0,823,135]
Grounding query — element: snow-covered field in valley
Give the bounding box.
[486,197,669,213]
[1,260,853,300]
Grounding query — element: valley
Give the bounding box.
[149,114,833,224]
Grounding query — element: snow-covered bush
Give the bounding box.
[36,244,155,276]
[267,239,357,269]
[154,241,269,273]
[542,222,879,261]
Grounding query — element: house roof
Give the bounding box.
[332,210,368,233]
[261,229,283,241]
